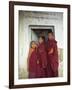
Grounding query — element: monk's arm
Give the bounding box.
[27,49,32,71]
[48,48,54,54]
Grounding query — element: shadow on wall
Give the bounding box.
[18,48,63,79]
[18,67,28,79]
[58,48,63,77]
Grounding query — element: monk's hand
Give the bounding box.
[37,60,39,64]
[48,48,53,54]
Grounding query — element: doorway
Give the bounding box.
[29,25,55,42]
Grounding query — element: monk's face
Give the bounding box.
[31,42,37,49]
[39,37,43,44]
[48,33,54,40]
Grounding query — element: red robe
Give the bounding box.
[28,48,42,78]
[37,42,48,77]
[46,39,59,77]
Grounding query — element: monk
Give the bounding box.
[46,32,59,77]
[37,36,48,77]
[28,41,42,78]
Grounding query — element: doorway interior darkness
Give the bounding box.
[29,25,55,41]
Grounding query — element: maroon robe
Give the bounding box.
[46,39,59,77]
[37,42,48,77]
[28,48,43,78]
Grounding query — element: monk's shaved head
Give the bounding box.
[48,32,54,40]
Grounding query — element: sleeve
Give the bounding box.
[50,42,59,72]
[27,48,32,71]
[40,46,47,68]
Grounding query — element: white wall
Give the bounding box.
[31,30,38,41]
[20,11,63,47]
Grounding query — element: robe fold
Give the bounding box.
[46,39,59,77]
[37,42,48,77]
[28,48,43,78]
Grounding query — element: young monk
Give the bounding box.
[28,41,42,78]
[46,32,59,77]
[37,36,48,77]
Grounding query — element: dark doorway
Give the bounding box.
[31,28,55,42]
[29,25,55,41]
[31,29,54,41]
